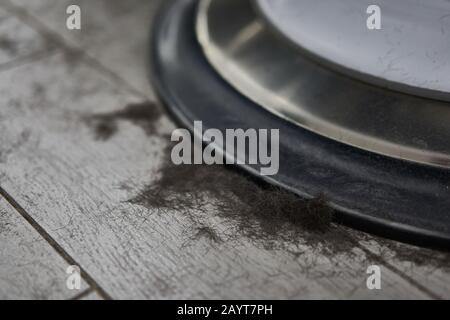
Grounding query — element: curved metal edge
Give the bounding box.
[148,0,450,250]
[196,0,450,169]
[252,0,450,104]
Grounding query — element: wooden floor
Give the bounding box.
[0,0,449,300]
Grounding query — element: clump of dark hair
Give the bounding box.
[84,100,449,265]
[83,101,351,254]
[85,101,162,140]
[129,141,347,253]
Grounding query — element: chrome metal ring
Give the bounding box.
[197,0,450,169]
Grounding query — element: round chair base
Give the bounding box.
[197,0,450,170]
[150,0,450,248]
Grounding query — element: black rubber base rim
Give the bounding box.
[149,0,450,249]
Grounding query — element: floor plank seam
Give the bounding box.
[0,186,113,300]
[69,287,94,300]
[346,235,443,299]
[0,0,150,100]
[0,48,60,74]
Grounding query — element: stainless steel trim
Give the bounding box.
[196,0,450,168]
[255,0,450,102]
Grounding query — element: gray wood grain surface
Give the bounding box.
[0,194,89,299]
[0,0,449,299]
[80,290,103,300]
